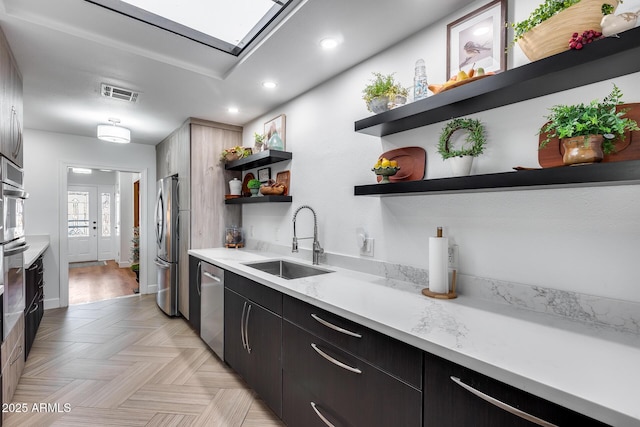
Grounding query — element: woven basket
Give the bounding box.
[518,0,618,62]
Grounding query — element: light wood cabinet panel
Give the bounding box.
[2,315,25,414]
[156,119,242,320]
[190,123,241,250]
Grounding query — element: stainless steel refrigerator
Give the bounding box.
[155,175,179,316]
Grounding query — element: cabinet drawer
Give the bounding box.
[423,352,610,427]
[226,271,282,315]
[283,321,421,427]
[283,295,422,388]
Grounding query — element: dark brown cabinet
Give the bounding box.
[24,256,44,359]
[187,255,201,334]
[223,272,282,418]
[282,295,422,427]
[423,352,610,427]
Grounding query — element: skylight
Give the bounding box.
[85,0,296,56]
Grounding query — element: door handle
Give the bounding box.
[244,304,252,354]
[241,301,248,350]
[450,376,558,427]
[311,343,361,374]
[202,271,221,282]
[196,261,202,297]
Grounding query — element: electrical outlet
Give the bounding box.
[448,245,459,269]
[361,238,374,257]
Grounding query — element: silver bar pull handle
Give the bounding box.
[450,376,559,427]
[311,343,361,374]
[196,262,202,297]
[240,301,248,350]
[310,402,335,427]
[245,304,252,354]
[311,313,362,338]
[202,271,222,282]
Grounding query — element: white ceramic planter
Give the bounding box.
[448,156,474,177]
[229,178,242,195]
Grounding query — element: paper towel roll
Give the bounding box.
[429,237,449,294]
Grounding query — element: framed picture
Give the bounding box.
[446,0,507,79]
[264,114,286,150]
[258,167,271,183]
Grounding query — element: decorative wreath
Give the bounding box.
[437,118,486,159]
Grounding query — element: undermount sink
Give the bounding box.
[244,259,333,280]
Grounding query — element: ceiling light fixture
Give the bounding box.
[320,38,338,49]
[262,81,277,89]
[70,167,92,174]
[97,118,131,143]
[228,107,239,113]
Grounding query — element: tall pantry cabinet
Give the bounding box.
[0,26,23,167]
[156,118,241,319]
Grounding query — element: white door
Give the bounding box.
[68,186,98,262]
[97,185,115,261]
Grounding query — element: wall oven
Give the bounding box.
[1,157,28,340]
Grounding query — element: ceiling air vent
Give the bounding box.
[101,84,139,103]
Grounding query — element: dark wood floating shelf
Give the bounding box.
[225,195,292,204]
[225,150,292,171]
[355,27,640,137]
[354,160,640,197]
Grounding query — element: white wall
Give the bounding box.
[24,129,157,308]
[240,0,640,303]
[118,171,139,267]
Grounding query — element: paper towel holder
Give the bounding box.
[422,270,458,299]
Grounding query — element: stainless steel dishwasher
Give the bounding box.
[199,261,224,359]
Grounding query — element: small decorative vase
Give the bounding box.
[229,178,242,195]
[372,166,400,183]
[250,188,260,197]
[368,96,390,114]
[448,155,474,176]
[561,135,604,165]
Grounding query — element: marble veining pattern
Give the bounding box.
[244,240,640,334]
[190,246,640,426]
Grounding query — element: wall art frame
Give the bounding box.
[446,0,507,79]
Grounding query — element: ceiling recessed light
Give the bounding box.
[70,167,92,174]
[262,81,277,89]
[320,38,338,49]
[228,107,239,113]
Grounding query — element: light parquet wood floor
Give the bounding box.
[6,294,285,426]
[68,260,139,305]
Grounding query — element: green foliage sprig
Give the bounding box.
[539,84,639,154]
[511,0,581,42]
[509,1,621,44]
[362,72,408,107]
[438,118,487,159]
[247,178,262,189]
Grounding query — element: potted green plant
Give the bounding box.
[362,72,408,114]
[130,226,140,287]
[511,0,619,61]
[247,178,262,197]
[253,132,266,153]
[539,84,638,165]
[437,118,487,176]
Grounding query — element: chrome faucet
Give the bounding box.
[292,205,324,265]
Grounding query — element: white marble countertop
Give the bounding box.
[25,235,50,267]
[190,248,640,427]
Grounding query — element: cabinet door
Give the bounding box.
[423,352,609,427]
[188,256,201,333]
[189,123,241,250]
[283,321,421,427]
[224,287,282,418]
